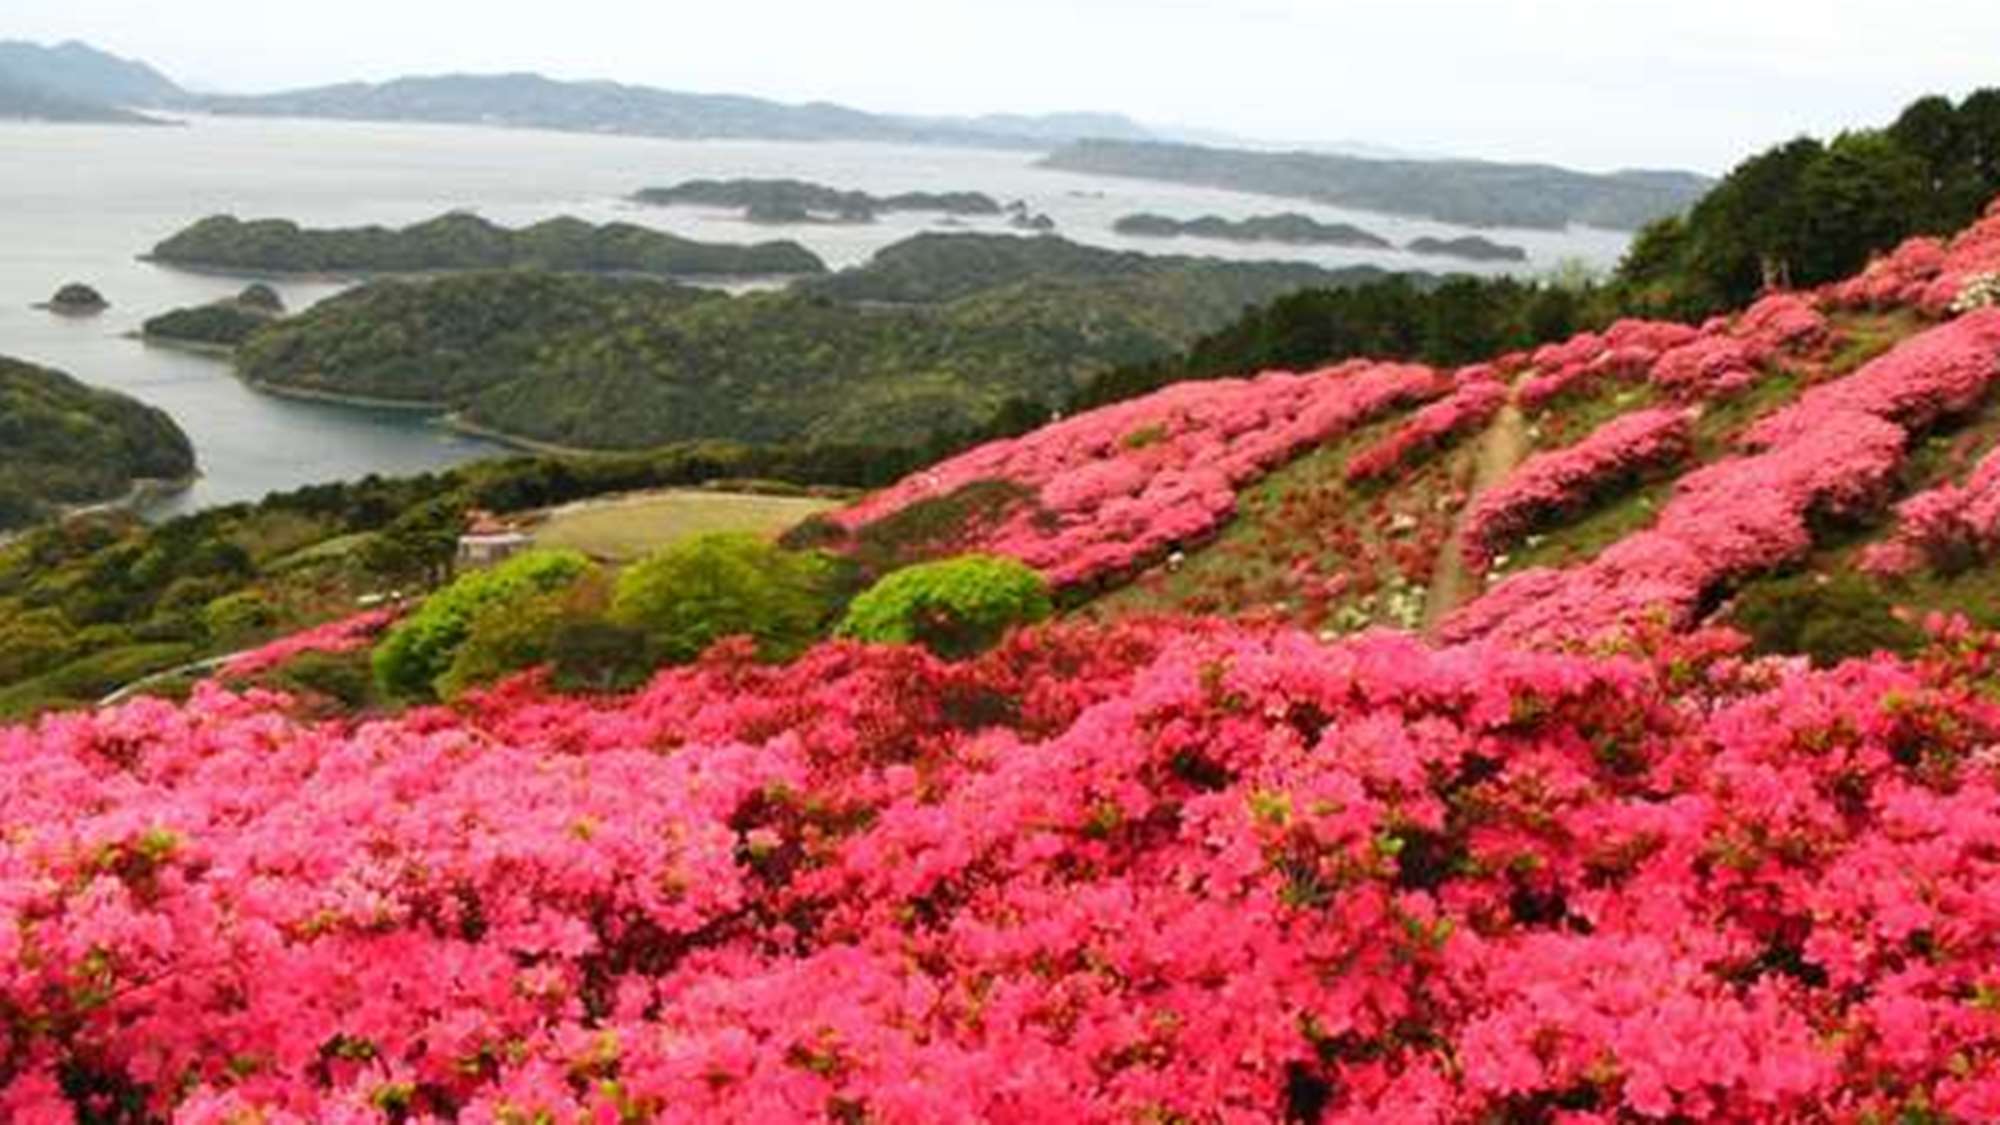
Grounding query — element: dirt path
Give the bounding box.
[1422,402,1529,631]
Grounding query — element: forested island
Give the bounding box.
[1405,234,1528,262]
[0,356,195,530]
[1040,139,1710,230]
[1112,211,1392,248]
[632,179,1002,224]
[141,284,287,351]
[145,212,827,278]
[234,233,1388,450]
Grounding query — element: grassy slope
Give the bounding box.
[529,489,837,563]
[1083,307,2000,636]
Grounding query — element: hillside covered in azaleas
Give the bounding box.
[9,180,2000,1124]
[10,617,2000,1121]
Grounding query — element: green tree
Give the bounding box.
[372,548,591,698]
[609,533,836,664]
[836,554,1051,659]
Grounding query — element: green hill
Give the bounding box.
[146,212,826,278]
[235,234,1393,450]
[0,356,195,530]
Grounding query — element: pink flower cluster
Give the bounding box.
[1460,407,1694,567]
[220,608,401,679]
[1861,442,2000,577]
[1450,312,2000,643]
[1824,194,2000,316]
[1515,298,1827,412]
[1345,378,1508,485]
[9,618,2000,1120]
[1517,319,1697,411]
[836,361,1446,586]
[1743,307,2000,449]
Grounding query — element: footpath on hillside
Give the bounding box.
[1422,402,1529,631]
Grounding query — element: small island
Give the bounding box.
[633,179,1002,225]
[1405,235,1529,263]
[140,284,288,352]
[145,212,827,279]
[0,354,196,531]
[1113,212,1391,249]
[37,282,108,314]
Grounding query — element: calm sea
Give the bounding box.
[0,114,1633,518]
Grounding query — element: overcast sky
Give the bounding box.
[9,0,1997,173]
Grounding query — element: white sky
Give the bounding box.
[9,0,1998,173]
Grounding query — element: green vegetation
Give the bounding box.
[148,212,826,278]
[609,533,840,664]
[1112,212,1392,248]
[1406,236,1528,263]
[42,282,108,311]
[0,355,195,530]
[633,179,1002,223]
[142,302,271,349]
[1039,139,1710,230]
[1616,88,2000,316]
[237,235,1381,449]
[371,548,592,699]
[1074,273,1612,411]
[837,555,1052,658]
[530,489,838,563]
[1729,572,1925,668]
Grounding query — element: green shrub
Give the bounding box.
[272,650,375,709]
[372,548,591,699]
[202,590,279,646]
[836,554,1051,659]
[1730,572,1924,668]
[549,620,656,694]
[609,533,836,665]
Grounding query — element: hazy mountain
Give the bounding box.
[0,74,161,124]
[1038,139,1713,230]
[0,40,183,107]
[195,72,1162,148]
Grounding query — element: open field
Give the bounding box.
[528,488,836,563]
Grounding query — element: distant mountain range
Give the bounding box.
[0,39,1707,230]
[0,39,178,122]
[1039,140,1712,231]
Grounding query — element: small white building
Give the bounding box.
[456,510,533,569]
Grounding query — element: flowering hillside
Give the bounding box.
[8,619,2000,1120]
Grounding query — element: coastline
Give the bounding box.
[136,255,823,289]
[61,472,200,522]
[243,378,449,413]
[129,331,239,358]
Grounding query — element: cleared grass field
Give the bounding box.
[529,489,837,563]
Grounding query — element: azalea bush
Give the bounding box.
[1449,312,2000,644]
[1460,407,1694,568]
[1345,378,1507,485]
[1861,441,2000,575]
[8,619,2000,1119]
[836,553,1052,658]
[833,360,1446,588]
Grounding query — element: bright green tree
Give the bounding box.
[836,554,1051,659]
[372,548,591,698]
[609,533,836,664]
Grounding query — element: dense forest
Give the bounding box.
[1111,211,1392,248]
[632,179,1002,223]
[1616,87,2000,315]
[147,212,827,277]
[236,234,1389,449]
[1039,138,1712,229]
[0,356,196,530]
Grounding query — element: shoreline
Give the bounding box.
[243,378,450,413]
[61,472,200,522]
[128,331,239,358]
[136,256,823,289]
